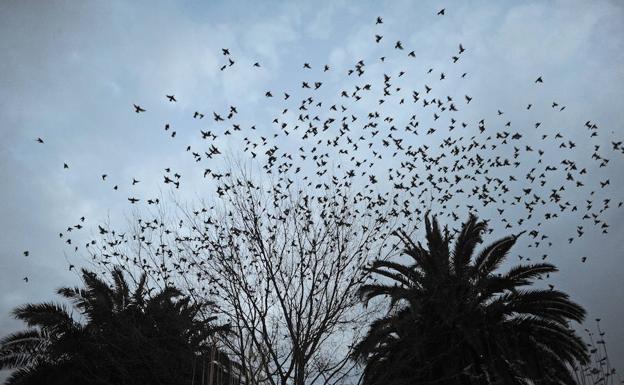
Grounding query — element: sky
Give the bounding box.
[1,0,623,380]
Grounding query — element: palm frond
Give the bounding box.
[132,272,148,307]
[11,303,74,332]
[358,284,414,307]
[111,267,131,310]
[0,329,49,370]
[366,260,423,287]
[424,214,451,272]
[504,289,586,324]
[451,213,487,275]
[473,234,519,277]
[502,263,557,286]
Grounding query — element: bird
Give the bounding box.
[166,94,177,102]
[376,16,383,24]
[23,277,28,283]
[128,197,139,204]
[36,138,44,144]
[64,163,69,169]
[535,76,543,83]
[133,104,146,113]
[23,251,29,257]
[437,8,445,15]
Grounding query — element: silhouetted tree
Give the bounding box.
[353,214,589,385]
[0,267,232,385]
[88,167,399,385]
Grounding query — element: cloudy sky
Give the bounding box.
[1,0,623,379]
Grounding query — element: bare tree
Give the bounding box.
[182,169,397,385]
[87,167,401,385]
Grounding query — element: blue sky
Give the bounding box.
[1,0,623,379]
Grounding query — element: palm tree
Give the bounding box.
[353,214,589,385]
[0,267,231,385]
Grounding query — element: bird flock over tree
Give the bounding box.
[18,8,624,381]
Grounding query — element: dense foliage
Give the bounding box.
[0,267,231,385]
[353,214,589,385]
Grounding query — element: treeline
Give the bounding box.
[1,214,617,384]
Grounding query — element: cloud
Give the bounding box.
[1,0,623,379]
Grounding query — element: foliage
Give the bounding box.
[0,267,231,385]
[353,213,589,385]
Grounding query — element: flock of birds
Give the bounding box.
[23,8,622,308]
[16,7,624,384]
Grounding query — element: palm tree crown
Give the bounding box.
[353,213,589,385]
[0,267,230,385]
